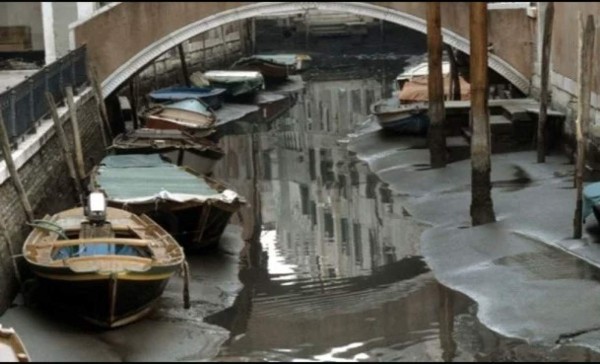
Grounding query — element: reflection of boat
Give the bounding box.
[0,326,30,362]
[148,86,227,110]
[91,154,246,251]
[23,192,184,329]
[232,55,298,81]
[396,61,471,103]
[110,128,225,175]
[191,71,264,100]
[144,98,216,135]
[371,99,429,135]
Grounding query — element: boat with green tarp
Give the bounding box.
[90,154,246,251]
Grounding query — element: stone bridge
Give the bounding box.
[70,2,536,97]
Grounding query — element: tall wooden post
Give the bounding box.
[427,2,446,168]
[46,92,85,207]
[128,76,139,130]
[537,2,555,163]
[65,86,86,182]
[573,14,595,239]
[177,44,191,88]
[469,2,496,226]
[0,114,34,222]
[251,18,256,55]
[88,66,112,144]
[446,45,462,101]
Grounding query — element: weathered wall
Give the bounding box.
[0,88,105,313]
[0,2,44,50]
[72,2,534,95]
[132,20,250,97]
[530,2,600,158]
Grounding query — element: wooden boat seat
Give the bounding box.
[65,255,153,273]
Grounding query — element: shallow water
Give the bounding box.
[207,73,600,362]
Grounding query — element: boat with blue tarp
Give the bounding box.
[148,86,227,110]
[583,182,600,223]
[90,154,246,251]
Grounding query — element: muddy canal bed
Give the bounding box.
[2,61,600,361]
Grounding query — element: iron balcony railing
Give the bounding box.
[0,45,88,151]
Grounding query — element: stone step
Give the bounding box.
[446,135,470,162]
[490,114,513,134]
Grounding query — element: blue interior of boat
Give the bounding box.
[52,244,151,260]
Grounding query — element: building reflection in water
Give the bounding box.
[207,76,600,362]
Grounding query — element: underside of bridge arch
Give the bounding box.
[73,2,531,97]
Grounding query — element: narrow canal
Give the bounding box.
[2,52,600,362]
[205,61,600,361]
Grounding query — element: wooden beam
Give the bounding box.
[469,2,496,226]
[574,13,595,239]
[88,65,112,143]
[427,2,446,168]
[537,2,555,163]
[0,112,34,222]
[0,216,22,286]
[45,92,85,207]
[65,86,86,182]
[446,45,461,101]
[177,44,191,88]
[128,76,139,130]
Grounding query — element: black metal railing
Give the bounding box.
[0,46,88,149]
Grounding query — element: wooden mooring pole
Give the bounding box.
[65,86,86,182]
[0,113,34,222]
[427,2,446,168]
[46,92,85,207]
[177,44,191,88]
[445,45,461,101]
[128,75,140,130]
[88,65,112,144]
[573,13,595,239]
[0,216,22,286]
[469,2,496,226]
[537,2,555,163]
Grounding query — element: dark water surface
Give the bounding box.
[207,71,600,362]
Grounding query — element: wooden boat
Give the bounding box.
[110,128,225,175]
[22,192,185,329]
[90,154,246,251]
[0,326,30,362]
[232,56,292,82]
[191,70,264,101]
[148,86,227,110]
[144,98,216,135]
[234,54,312,75]
[370,99,429,135]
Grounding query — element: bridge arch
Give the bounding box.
[75,2,531,97]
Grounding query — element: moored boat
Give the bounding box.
[250,54,312,72]
[396,61,471,103]
[90,154,246,251]
[0,326,30,362]
[110,128,225,175]
[370,99,429,135]
[231,56,292,82]
[191,70,264,101]
[148,86,227,110]
[143,98,216,136]
[22,192,185,329]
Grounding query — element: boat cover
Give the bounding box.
[253,54,311,65]
[162,99,213,117]
[399,74,471,102]
[95,154,240,204]
[149,87,227,101]
[583,182,600,222]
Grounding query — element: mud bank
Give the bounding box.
[348,121,600,352]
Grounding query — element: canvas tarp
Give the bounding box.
[399,74,471,103]
[95,154,240,205]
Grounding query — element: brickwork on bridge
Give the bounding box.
[0,88,105,312]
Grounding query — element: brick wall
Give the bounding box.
[0,88,105,313]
